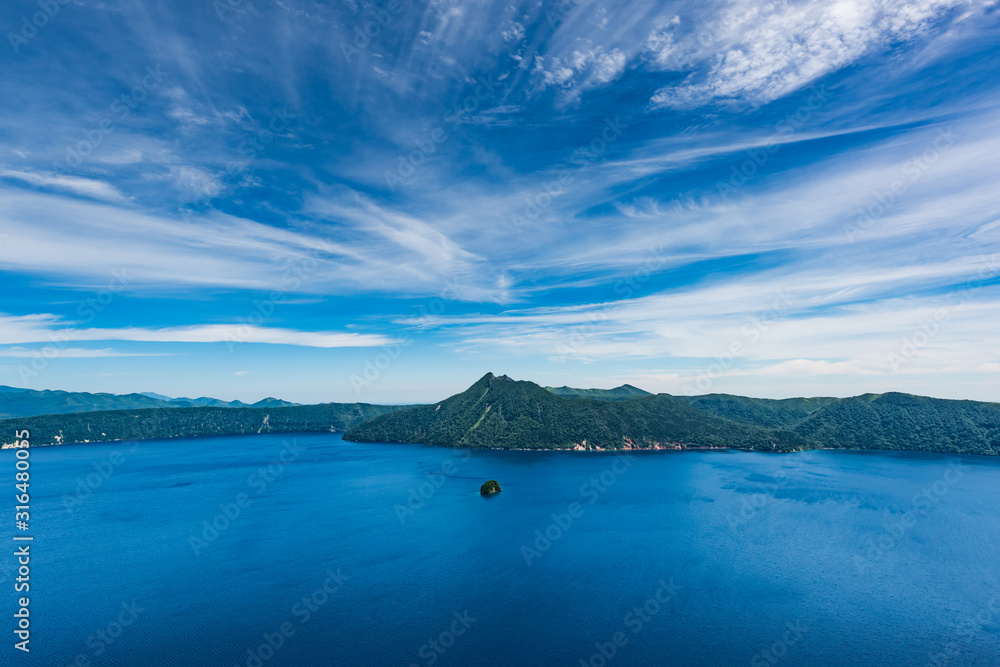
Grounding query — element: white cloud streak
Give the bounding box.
[0,314,397,348]
[0,169,127,202]
[0,347,171,358]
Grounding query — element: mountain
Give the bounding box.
[4,376,998,455]
[677,392,1000,455]
[251,397,299,408]
[139,392,174,401]
[545,384,652,400]
[0,386,182,420]
[0,402,410,447]
[343,374,1000,456]
[791,392,1000,455]
[167,396,238,407]
[0,386,299,419]
[676,394,840,429]
[166,396,298,408]
[343,373,809,451]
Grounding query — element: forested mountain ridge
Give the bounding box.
[345,374,1000,455]
[0,385,298,419]
[344,373,810,451]
[792,392,1000,455]
[675,394,840,429]
[676,391,999,455]
[0,402,408,447]
[545,384,653,400]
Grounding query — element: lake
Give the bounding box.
[2,433,998,666]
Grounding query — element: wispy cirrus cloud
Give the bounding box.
[0,347,171,358]
[0,314,397,348]
[0,188,494,298]
[0,169,126,202]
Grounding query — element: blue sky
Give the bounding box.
[1,0,998,404]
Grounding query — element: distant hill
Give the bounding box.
[0,402,409,447]
[139,392,174,401]
[676,394,840,429]
[344,373,1000,456]
[545,384,652,400]
[676,392,1000,454]
[791,392,1000,455]
[344,373,808,452]
[0,385,298,419]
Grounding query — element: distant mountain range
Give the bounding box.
[2,374,998,456]
[0,403,408,447]
[344,373,1000,456]
[0,385,298,420]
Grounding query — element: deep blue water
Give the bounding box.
[2,433,999,666]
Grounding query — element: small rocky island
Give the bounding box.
[480,480,501,495]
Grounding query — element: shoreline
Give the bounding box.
[5,431,995,458]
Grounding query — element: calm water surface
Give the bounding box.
[2,433,998,666]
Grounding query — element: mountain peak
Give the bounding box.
[477,372,515,387]
[344,374,807,451]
